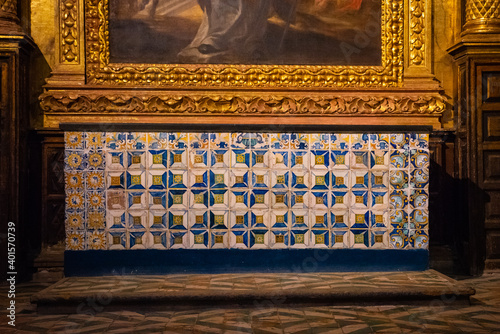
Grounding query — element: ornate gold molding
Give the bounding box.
[40,93,446,115]
[60,0,79,63]
[84,0,404,88]
[409,0,425,66]
[463,0,500,34]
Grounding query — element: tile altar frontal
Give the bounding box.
[64,131,429,273]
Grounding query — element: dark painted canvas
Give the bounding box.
[109,0,381,65]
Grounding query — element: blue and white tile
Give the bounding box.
[409,133,429,150]
[65,151,87,171]
[147,132,169,150]
[290,229,310,248]
[150,231,168,249]
[350,210,369,229]
[370,151,389,170]
[230,211,249,229]
[330,210,348,229]
[410,169,429,189]
[310,150,329,169]
[168,230,190,249]
[310,191,328,209]
[210,149,230,168]
[190,189,209,209]
[147,170,167,190]
[126,133,147,150]
[290,210,309,229]
[390,170,409,189]
[390,150,409,169]
[350,151,369,169]
[371,191,389,210]
[331,191,349,209]
[251,150,270,168]
[189,133,210,149]
[169,149,188,169]
[149,210,167,229]
[168,170,188,189]
[209,133,230,149]
[168,190,188,210]
[310,211,328,229]
[210,230,229,249]
[168,211,189,230]
[271,210,289,229]
[251,133,269,149]
[331,151,349,169]
[210,189,229,209]
[371,171,389,190]
[128,210,148,230]
[86,191,106,211]
[290,151,310,169]
[251,170,269,188]
[290,190,309,209]
[370,230,389,249]
[311,170,329,190]
[370,210,389,228]
[209,210,229,229]
[390,229,410,249]
[349,230,370,248]
[66,210,86,230]
[130,231,148,249]
[390,134,410,150]
[87,230,107,250]
[189,210,209,229]
[331,134,350,150]
[107,231,126,250]
[189,230,209,249]
[269,230,289,249]
[270,133,291,149]
[106,132,127,150]
[310,133,330,150]
[189,169,209,188]
[369,134,390,150]
[229,190,249,209]
[351,134,369,150]
[331,170,349,189]
[390,210,408,230]
[269,151,289,169]
[126,171,146,190]
[167,132,188,149]
[248,230,268,249]
[290,170,310,189]
[66,190,86,211]
[229,170,249,188]
[351,190,368,209]
[411,229,429,249]
[229,230,249,249]
[231,132,252,149]
[410,149,430,169]
[410,208,429,230]
[66,171,85,191]
[250,210,270,228]
[189,149,209,168]
[148,191,167,210]
[106,151,127,170]
[311,229,330,248]
[410,189,429,209]
[231,149,251,168]
[270,170,289,189]
[250,189,269,208]
[351,170,369,189]
[290,133,309,150]
[209,170,229,189]
[330,230,348,248]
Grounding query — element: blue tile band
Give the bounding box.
[65,249,429,276]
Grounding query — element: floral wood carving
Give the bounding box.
[40,94,446,115]
[60,0,79,63]
[409,0,425,66]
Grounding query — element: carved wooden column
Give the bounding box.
[449,0,500,273]
[0,0,35,280]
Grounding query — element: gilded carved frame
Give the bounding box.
[41,0,446,128]
[85,0,403,88]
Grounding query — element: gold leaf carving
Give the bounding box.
[84,0,404,88]
[60,0,79,63]
[410,0,425,66]
[40,93,445,115]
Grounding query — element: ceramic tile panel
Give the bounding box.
[65,132,429,250]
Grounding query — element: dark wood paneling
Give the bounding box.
[483,111,500,141]
[483,72,500,103]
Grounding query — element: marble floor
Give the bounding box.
[1,272,499,333]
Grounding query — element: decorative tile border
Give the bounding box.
[65,132,429,251]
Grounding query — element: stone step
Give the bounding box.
[31,270,475,314]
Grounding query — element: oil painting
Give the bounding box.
[109,0,382,66]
